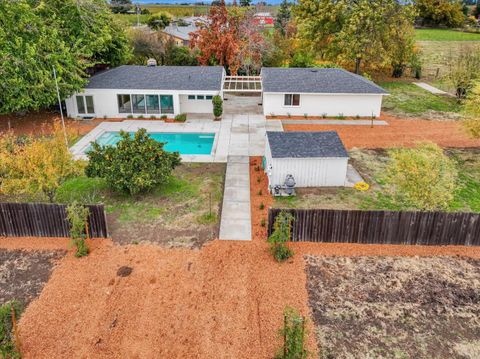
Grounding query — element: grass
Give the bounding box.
[380,81,461,115]
[415,28,480,41]
[274,149,480,213]
[55,163,225,245]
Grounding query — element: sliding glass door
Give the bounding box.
[160,95,174,114]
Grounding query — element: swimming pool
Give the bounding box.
[89,132,215,155]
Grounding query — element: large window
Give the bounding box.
[118,94,131,113]
[160,95,174,114]
[146,95,160,114]
[132,94,145,113]
[284,94,300,107]
[118,94,174,114]
[76,95,94,114]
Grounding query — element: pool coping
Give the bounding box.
[70,120,222,162]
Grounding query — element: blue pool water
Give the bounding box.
[90,132,215,155]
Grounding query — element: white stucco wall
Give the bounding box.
[65,89,221,119]
[262,93,384,117]
[265,137,348,187]
[179,94,215,114]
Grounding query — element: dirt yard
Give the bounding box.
[283,115,480,149]
[305,255,480,359]
[0,249,65,307]
[8,157,480,358]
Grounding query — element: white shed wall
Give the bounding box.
[65,89,220,118]
[262,93,384,117]
[179,94,215,114]
[265,136,348,187]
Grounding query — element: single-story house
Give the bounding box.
[66,65,387,119]
[264,131,349,189]
[161,23,198,46]
[65,65,225,119]
[261,67,388,117]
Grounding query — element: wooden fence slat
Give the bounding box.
[0,202,108,238]
[268,208,480,247]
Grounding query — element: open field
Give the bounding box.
[306,255,480,359]
[415,28,480,41]
[0,249,64,307]
[274,148,480,212]
[380,81,461,117]
[55,163,225,247]
[416,41,480,81]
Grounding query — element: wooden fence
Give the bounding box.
[0,202,108,238]
[268,208,480,246]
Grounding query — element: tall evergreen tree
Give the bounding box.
[275,0,291,36]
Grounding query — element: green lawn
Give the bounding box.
[380,81,461,116]
[415,28,480,41]
[274,149,480,213]
[55,163,226,246]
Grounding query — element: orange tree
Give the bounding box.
[0,124,82,202]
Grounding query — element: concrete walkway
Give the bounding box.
[413,82,450,95]
[219,156,251,241]
[281,119,388,126]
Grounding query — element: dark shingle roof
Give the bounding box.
[261,67,387,94]
[267,131,348,158]
[86,65,224,91]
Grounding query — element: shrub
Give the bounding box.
[174,113,187,122]
[303,113,308,118]
[147,12,171,30]
[0,123,82,202]
[212,95,223,119]
[384,143,458,210]
[260,218,266,227]
[268,211,294,262]
[127,115,134,119]
[161,114,167,120]
[66,201,90,257]
[287,112,291,118]
[275,307,308,359]
[85,128,181,195]
[0,300,22,358]
[337,113,345,119]
[259,202,265,210]
[321,113,327,118]
[150,115,156,119]
[463,81,480,139]
[258,189,263,196]
[137,115,144,119]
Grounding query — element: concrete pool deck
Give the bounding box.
[70,115,283,241]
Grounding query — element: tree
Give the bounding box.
[415,0,465,27]
[294,0,416,75]
[0,0,131,114]
[236,11,269,75]
[147,13,171,30]
[190,0,241,74]
[240,0,252,6]
[85,129,181,195]
[0,124,83,202]
[66,202,90,257]
[128,28,166,65]
[110,0,133,14]
[384,143,458,211]
[275,0,292,37]
[445,49,480,99]
[164,40,199,66]
[463,81,480,138]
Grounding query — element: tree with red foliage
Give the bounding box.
[190,0,241,74]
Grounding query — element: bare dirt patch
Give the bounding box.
[106,163,226,248]
[284,115,480,149]
[0,249,65,307]
[305,255,480,359]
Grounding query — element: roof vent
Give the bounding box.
[146,58,157,67]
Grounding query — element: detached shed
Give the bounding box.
[264,131,349,188]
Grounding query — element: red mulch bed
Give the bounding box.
[283,114,480,149]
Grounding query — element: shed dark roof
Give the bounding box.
[266,131,348,158]
[261,67,387,94]
[86,65,224,91]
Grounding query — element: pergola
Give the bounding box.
[222,76,262,92]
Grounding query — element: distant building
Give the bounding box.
[253,12,274,27]
[161,16,207,46]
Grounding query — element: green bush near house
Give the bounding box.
[174,113,187,122]
[268,211,294,262]
[85,128,181,196]
[212,95,223,119]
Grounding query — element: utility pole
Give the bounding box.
[53,66,69,148]
[136,3,140,27]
